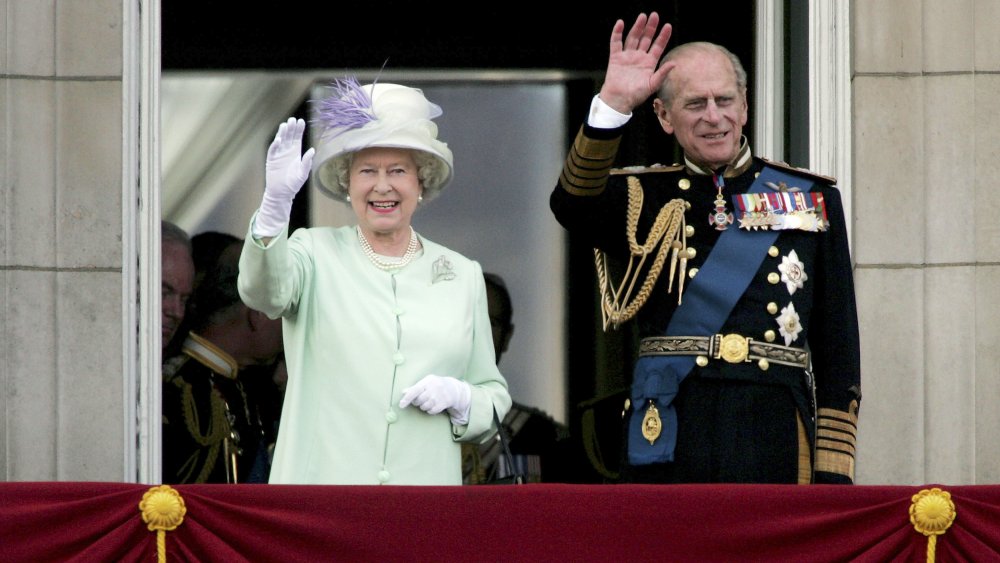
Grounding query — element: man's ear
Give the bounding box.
[739,89,749,127]
[652,98,674,134]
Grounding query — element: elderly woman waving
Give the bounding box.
[238,78,511,485]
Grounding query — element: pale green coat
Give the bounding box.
[238,224,511,485]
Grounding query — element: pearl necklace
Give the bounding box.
[357,226,420,271]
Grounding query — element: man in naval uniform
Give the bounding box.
[550,12,861,484]
[162,250,284,484]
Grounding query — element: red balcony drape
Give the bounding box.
[2,482,999,562]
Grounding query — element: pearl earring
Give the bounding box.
[418,195,424,203]
[345,195,351,202]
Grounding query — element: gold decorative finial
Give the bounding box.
[140,485,187,563]
[909,488,956,563]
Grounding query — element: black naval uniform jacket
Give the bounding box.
[551,123,861,484]
[162,333,265,484]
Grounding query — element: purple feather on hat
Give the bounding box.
[311,76,376,139]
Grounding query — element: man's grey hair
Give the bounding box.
[657,42,748,107]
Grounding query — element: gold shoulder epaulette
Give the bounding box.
[610,163,685,176]
[760,157,837,185]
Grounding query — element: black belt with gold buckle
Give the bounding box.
[638,334,810,369]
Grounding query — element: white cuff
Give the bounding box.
[588,95,632,129]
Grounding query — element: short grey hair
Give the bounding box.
[330,149,449,202]
[657,42,748,107]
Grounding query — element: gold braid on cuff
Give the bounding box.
[816,401,859,480]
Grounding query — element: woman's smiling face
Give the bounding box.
[348,147,423,236]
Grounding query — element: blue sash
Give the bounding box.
[628,165,812,464]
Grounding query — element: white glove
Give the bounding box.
[399,374,472,425]
[252,117,316,238]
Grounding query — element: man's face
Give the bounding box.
[162,241,194,349]
[654,49,748,170]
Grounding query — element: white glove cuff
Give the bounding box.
[252,190,294,238]
[446,381,473,426]
[589,94,632,129]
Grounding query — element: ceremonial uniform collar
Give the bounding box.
[182,332,239,380]
[684,136,752,179]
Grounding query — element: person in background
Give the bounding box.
[550,13,861,484]
[463,272,569,484]
[161,220,195,356]
[166,230,244,358]
[237,77,511,485]
[190,230,242,291]
[162,247,283,483]
[189,229,286,476]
